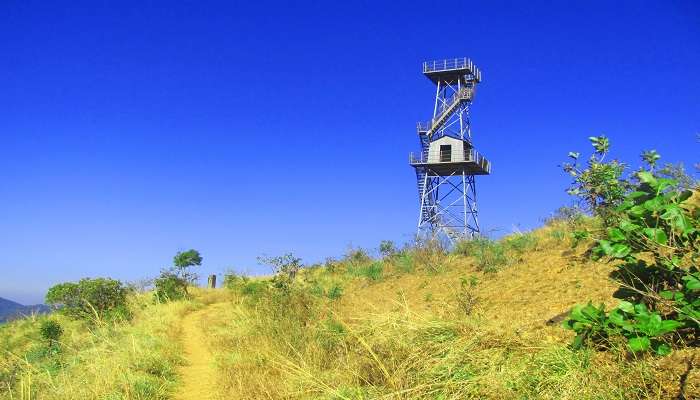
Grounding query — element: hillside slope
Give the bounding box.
[1,222,698,399]
[202,223,699,399]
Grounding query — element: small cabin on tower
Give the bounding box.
[411,135,491,176]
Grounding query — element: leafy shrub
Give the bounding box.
[45,278,130,321]
[379,240,397,258]
[456,276,478,315]
[240,280,267,299]
[153,272,188,302]
[505,232,538,254]
[323,257,340,272]
[309,281,325,297]
[464,238,508,272]
[350,261,384,281]
[564,302,681,355]
[564,143,700,355]
[453,239,474,256]
[562,136,628,223]
[549,229,566,241]
[545,205,585,226]
[258,253,303,291]
[345,247,371,265]
[411,237,445,273]
[395,252,415,273]
[39,320,63,347]
[364,262,383,281]
[327,283,343,300]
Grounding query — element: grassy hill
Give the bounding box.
[0,221,698,399]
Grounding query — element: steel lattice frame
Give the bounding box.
[415,64,481,243]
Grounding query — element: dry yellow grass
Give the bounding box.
[198,223,699,399]
[2,220,698,399]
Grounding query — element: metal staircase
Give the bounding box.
[417,87,474,138]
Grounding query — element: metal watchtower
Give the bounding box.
[409,58,491,242]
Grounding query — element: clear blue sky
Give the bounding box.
[1,1,698,304]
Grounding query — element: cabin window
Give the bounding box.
[439,145,452,162]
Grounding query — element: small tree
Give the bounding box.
[379,240,397,258]
[562,135,628,222]
[258,253,302,290]
[39,319,63,348]
[171,249,202,294]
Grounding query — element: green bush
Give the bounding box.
[327,283,343,300]
[39,319,63,347]
[563,142,700,355]
[350,261,384,281]
[345,247,371,265]
[395,252,415,273]
[224,273,269,302]
[379,240,397,258]
[153,272,188,302]
[456,276,478,315]
[458,238,508,272]
[505,232,538,254]
[46,278,130,321]
[258,253,303,291]
[411,237,446,273]
[562,135,628,223]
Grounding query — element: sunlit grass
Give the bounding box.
[0,294,196,400]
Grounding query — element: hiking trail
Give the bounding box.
[174,306,218,400]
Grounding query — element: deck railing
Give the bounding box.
[409,149,491,173]
[423,58,471,73]
[422,58,482,81]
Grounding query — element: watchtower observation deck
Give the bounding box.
[422,57,482,85]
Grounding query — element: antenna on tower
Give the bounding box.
[409,57,491,243]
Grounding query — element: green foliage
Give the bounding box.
[564,141,700,356]
[641,149,660,169]
[395,252,415,273]
[365,262,384,281]
[173,249,203,270]
[350,261,384,281]
[456,276,479,315]
[170,249,202,291]
[563,302,681,355]
[562,135,628,222]
[459,238,508,272]
[379,240,397,258]
[545,205,585,226]
[153,272,188,302]
[327,283,343,300]
[549,229,566,241]
[224,273,268,302]
[45,278,130,321]
[505,232,538,254]
[39,320,63,347]
[258,253,303,291]
[345,247,371,265]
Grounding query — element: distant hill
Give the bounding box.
[0,297,50,323]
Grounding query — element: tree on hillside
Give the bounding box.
[153,249,203,301]
[172,249,202,292]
